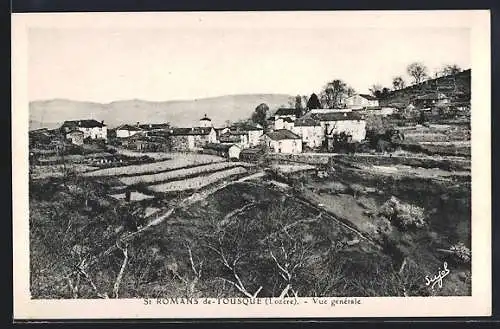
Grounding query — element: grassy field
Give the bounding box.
[284,154,471,296]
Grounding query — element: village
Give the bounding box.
[28,65,473,299]
[29,69,471,162]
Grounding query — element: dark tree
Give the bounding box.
[294,95,303,111]
[370,85,392,100]
[306,93,321,110]
[392,76,406,90]
[251,103,269,130]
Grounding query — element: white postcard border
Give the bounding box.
[12,10,491,319]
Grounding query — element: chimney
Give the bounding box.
[101,120,104,125]
[136,122,140,127]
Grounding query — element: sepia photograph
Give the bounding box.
[12,10,491,319]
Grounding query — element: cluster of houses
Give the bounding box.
[30,92,415,158]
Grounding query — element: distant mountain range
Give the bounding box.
[29,94,295,130]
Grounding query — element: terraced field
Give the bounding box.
[146,167,248,193]
[119,162,252,186]
[83,153,225,177]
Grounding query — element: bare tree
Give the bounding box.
[320,79,353,109]
[112,241,129,298]
[440,64,462,76]
[204,219,263,298]
[267,229,312,298]
[407,62,428,84]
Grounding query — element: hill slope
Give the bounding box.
[381,69,471,107]
[29,94,294,130]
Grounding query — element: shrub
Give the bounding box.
[449,242,471,264]
[379,196,426,229]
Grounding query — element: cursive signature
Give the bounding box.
[425,262,450,290]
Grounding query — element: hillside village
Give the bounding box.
[29,68,472,299]
[29,69,471,160]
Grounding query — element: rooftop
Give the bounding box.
[203,143,239,151]
[200,114,212,121]
[61,119,106,128]
[308,111,364,122]
[274,108,302,117]
[116,124,143,131]
[169,127,213,136]
[138,123,171,130]
[265,129,301,141]
[357,94,379,101]
[294,117,321,127]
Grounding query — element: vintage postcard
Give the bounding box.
[12,10,491,319]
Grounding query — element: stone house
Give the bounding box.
[60,119,107,140]
[169,127,217,151]
[202,143,241,159]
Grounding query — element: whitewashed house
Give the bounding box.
[60,119,107,140]
[292,117,324,149]
[262,129,302,154]
[247,126,264,147]
[238,123,264,147]
[313,112,366,142]
[274,117,295,131]
[344,94,379,109]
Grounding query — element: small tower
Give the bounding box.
[199,114,212,128]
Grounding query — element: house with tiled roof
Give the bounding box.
[60,119,107,140]
[116,124,143,138]
[228,122,264,147]
[219,130,249,148]
[272,108,303,131]
[262,129,302,154]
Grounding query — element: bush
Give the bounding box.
[379,196,426,229]
[449,242,471,264]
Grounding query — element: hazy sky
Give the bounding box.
[28,15,470,103]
